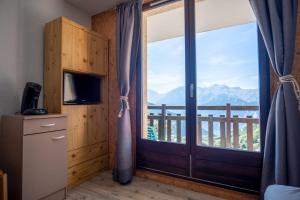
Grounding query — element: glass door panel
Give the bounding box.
[142,0,186,144]
[137,0,190,177]
[192,0,262,191]
[195,0,260,152]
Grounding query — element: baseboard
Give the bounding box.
[136,169,259,200]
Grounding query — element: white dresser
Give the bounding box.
[0,114,67,200]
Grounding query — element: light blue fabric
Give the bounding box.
[249,0,300,195]
[265,185,300,200]
[114,0,142,184]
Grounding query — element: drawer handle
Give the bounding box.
[52,136,65,140]
[40,123,56,127]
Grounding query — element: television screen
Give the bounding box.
[63,72,101,105]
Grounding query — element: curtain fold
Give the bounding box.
[249,0,300,195]
[114,0,142,184]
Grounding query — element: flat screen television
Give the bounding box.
[63,71,101,105]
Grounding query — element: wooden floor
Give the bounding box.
[67,171,225,200]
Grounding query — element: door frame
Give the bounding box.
[136,0,270,193]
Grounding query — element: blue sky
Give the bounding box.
[147,22,259,94]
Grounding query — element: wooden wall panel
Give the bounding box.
[92,10,137,170]
[269,6,300,96]
[291,7,300,92]
[92,10,118,169]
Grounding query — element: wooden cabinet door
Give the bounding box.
[87,34,108,75]
[72,27,88,72]
[62,106,88,150]
[87,105,107,145]
[61,21,73,70]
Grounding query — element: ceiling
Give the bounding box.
[65,0,128,15]
[146,0,256,42]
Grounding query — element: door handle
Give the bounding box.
[40,123,56,127]
[52,136,65,140]
[190,83,194,98]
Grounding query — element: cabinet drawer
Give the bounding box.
[68,155,108,187]
[68,142,108,167]
[23,116,67,135]
[23,130,67,200]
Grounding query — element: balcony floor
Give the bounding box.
[67,171,224,200]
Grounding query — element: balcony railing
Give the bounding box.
[147,104,260,151]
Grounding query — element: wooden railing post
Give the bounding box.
[167,113,172,142]
[233,115,239,148]
[176,114,181,143]
[158,104,166,141]
[197,114,202,145]
[220,115,226,148]
[208,114,214,146]
[149,113,154,127]
[158,113,162,139]
[226,104,231,147]
[247,116,254,151]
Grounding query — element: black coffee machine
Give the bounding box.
[21,82,48,115]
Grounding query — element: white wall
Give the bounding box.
[0,0,21,115]
[0,0,91,115]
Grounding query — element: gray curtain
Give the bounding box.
[114,0,142,184]
[249,0,300,194]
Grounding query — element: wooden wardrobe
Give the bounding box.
[44,17,109,187]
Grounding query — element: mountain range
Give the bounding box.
[148,84,259,106]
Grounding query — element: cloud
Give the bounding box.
[208,55,228,65]
[171,45,184,56]
[250,75,258,80]
[207,55,255,68]
[148,70,185,94]
[199,77,241,87]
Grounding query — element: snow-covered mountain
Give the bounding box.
[148,84,259,106]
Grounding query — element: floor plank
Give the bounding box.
[67,171,225,200]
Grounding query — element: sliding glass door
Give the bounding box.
[137,0,269,192]
[137,0,191,176]
[191,0,264,191]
